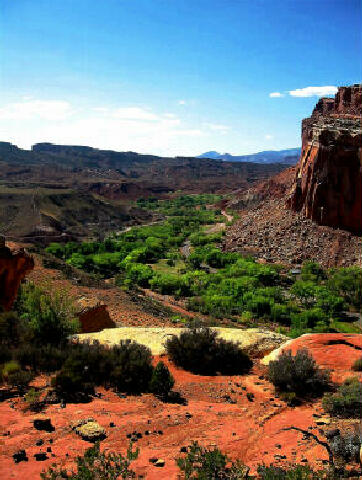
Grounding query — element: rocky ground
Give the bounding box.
[225,198,362,268]
[1,334,361,480]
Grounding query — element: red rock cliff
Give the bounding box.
[0,237,34,310]
[288,84,362,233]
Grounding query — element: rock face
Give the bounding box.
[288,84,362,233]
[0,238,34,310]
[76,297,116,333]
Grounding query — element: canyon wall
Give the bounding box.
[0,238,34,310]
[288,84,362,233]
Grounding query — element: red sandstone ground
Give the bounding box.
[1,334,361,479]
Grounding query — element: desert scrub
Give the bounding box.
[176,440,249,479]
[352,356,362,371]
[40,441,139,479]
[268,349,331,398]
[322,377,362,418]
[165,327,252,375]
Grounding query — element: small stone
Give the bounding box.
[154,459,165,467]
[33,418,54,432]
[36,439,44,446]
[34,453,48,461]
[13,450,28,463]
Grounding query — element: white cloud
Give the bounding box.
[289,86,338,97]
[112,107,160,122]
[177,100,186,105]
[0,100,73,120]
[265,134,273,140]
[0,98,207,156]
[269,92,285,98]
[204,123,231,133]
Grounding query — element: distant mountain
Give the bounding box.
[198,148,301,164]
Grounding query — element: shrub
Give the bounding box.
[109,341,154,394]
[268,349,331,398]
[54,363,95,400]
[329,432,361,464]
[352,356,362,372]
[0,311,22,347]
[2,361,34,392]
[165,328,252,375]
[149,361,174,399]
[24,388,43,412]
[17,282,79,346]
[14,343,68,373]
[40,441,139,479]
[257,464,334,479]
[176,441,248,479]
[322,377,362,418]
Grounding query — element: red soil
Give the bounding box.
[1,334,361,479]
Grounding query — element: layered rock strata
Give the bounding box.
[288,84,362,233]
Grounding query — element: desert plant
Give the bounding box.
[165,327,252,375]
[322,377,362,418]
[16,282,80,346]
[40,441,139,479]
[268,349,330,398]
[24,388,44,412]
[109,341,154,394]
[329,432,361,464]
[176,441,249,479]
[352,356,362,372]
[257,464,337,479]
[149,361,174,399]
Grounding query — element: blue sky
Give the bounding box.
[0,0,361,156]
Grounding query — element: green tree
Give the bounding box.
[149,361,174,399]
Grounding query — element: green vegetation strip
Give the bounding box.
[45,194,362,337]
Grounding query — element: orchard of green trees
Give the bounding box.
[45,194,362,337]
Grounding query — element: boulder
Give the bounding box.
[76,297,115,333]
[74,419,106,442]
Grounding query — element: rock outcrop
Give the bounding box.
[0,238,34,310]
[76,297,116,333]
[288,84,362,233]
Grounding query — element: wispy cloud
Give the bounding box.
[264,134,273,140]
[177,99,186,105]
[0,98,205,156]
[289,86,338,97]
[269,86,338,99]
[203,123,231,133]
[269,92,285,98]
[0,100,74,120]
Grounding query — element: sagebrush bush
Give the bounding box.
[322,377,362,418]
[53,341,154,397]
[268,349,331,398]
[165,327,252,375]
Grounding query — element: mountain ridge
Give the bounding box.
[198,147,301,164]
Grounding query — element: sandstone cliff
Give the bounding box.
[288,84,362,233]
[0,238,34,310]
